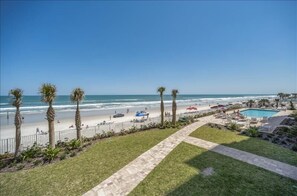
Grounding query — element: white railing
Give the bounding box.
[0,106,239,154]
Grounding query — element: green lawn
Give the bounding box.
[0,128,178,196]
[130,142,297,196]
[190,125,297,166]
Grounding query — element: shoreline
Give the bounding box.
[0,105,211,139]
[1,94,285,139]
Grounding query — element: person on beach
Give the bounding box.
[36,128,40,133]
[110,116,111,120]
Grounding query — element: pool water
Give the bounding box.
[240,109,279,118]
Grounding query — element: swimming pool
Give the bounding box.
[240,109,279,118]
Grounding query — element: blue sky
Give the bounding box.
[1,1,296,95]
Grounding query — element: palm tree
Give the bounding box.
[157,87,166,126]
[258,99,270,107]
[247,100,255,108]
[39,83,57,148]
[275,98,280,108]
[292,93,297,100]
[70,88,85,141]
[171,89,179,125]
[277,92,284,100]
[284,93,291,100]
[9,88,23,157]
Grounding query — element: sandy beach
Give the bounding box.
[0,105,211,139]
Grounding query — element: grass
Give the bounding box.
[0,128,178,196]
[190,125,297,166]
[130,142,297,196]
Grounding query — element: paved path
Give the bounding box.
[184,136,297,181]
[84,118,211,196]
[84,114,297,196]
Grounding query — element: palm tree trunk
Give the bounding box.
[75,102,81,140]
[161,98,164,126]
[14,107,21,157]
[172,99,176,125]
[47,103,55,148]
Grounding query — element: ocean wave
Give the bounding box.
[0,95,275,114]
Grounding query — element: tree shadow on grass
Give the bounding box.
[166,139,297,196]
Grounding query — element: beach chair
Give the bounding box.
[250,118,258,124]
[259,124,271,132]
[260,117,268,123]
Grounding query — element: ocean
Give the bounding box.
[0,94,275,115]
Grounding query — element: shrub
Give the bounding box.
[227,122,240,131]
[43,147,60,162]
[292,144,297,152]
[128,126,138,133]
[147,122,158,129]
[81,136,91,143]
[100,131,108,138]
[0,161,6,169]
[289,101,296,110]
[8,160,17,168]
[60,153,67,160]
[140,125,148,130]
[56,140,67,148]
[68,139,81,150]
[93,133,101,140]
[20,142,43,161]
[178,116,194,125]
[289,126,297,137]
[119,129,127,136]
[106,131,115,137]
[0,152,13,160]
[289,111,297,121]
[246,127,259,137]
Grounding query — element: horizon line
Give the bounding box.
[0,93,279,97]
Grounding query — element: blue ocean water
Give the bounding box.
[0,94,275,115]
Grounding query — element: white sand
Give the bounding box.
[0,105,211,139]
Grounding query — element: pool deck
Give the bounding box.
[258,110,293,133]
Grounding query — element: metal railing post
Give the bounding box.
[59,131,61,141]
[6,138,9,153]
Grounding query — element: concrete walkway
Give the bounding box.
[84,115,297,196]
[84,118,210,196]
[184,136,297,181]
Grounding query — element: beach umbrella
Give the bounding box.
[186,106,197,110]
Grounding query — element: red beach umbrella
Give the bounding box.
[187,106,197,110]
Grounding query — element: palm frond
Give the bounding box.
[157,86,166,96]
[39,83,57,103]
[70,88,85,103]
[171,89,179,98]
[9,88,23,107]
